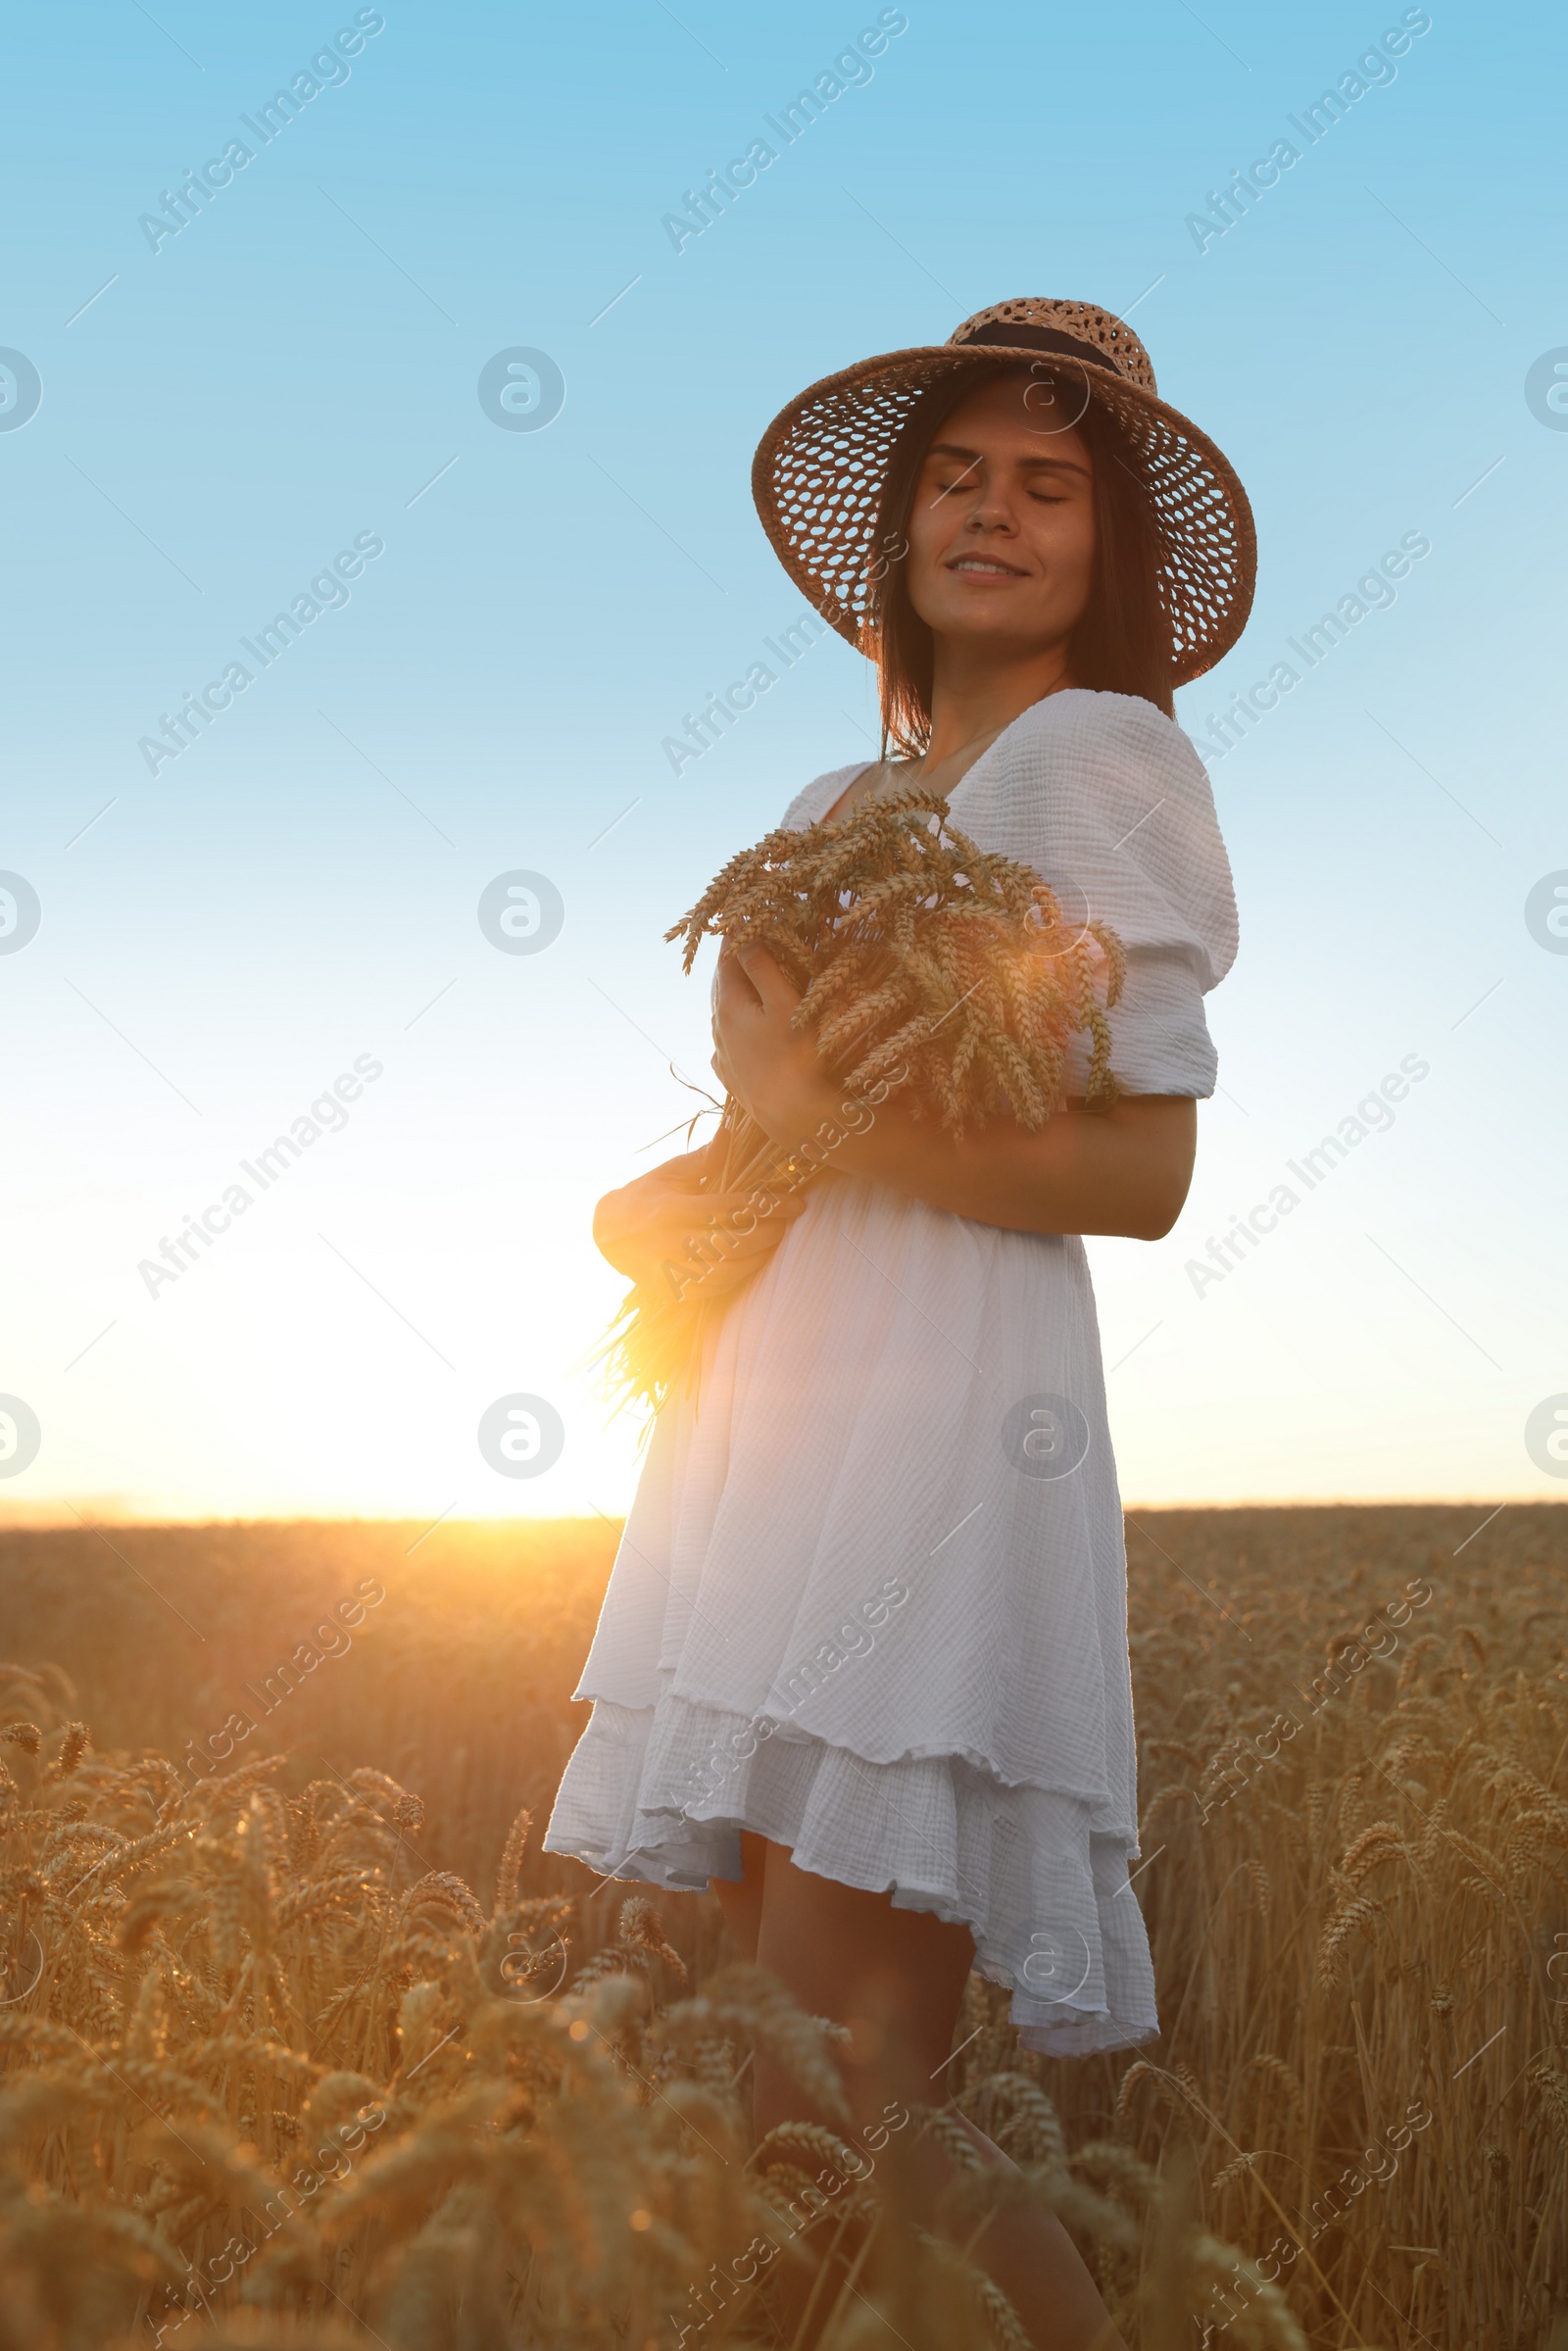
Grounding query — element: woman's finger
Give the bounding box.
[668,1200,807,1252]
[712,946,763,1021]
[713,940,800,1040]
[661,1199,804,1274]
[700,1184,808,1220]
[669,1214,795,1269]
[678,1249,774,1300]
[634,1182,804,1255]
[730,941,802,1015]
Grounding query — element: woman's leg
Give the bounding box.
[710,1828,768,1962]
[748,1837,1129,2351]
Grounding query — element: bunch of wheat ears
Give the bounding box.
[603,787,1126,1412]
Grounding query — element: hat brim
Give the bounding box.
[752,340,1255,687]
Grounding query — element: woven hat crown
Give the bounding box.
[948,297,1158,395]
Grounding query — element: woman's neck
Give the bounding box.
[919,637,1077,768]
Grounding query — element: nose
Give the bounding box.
[962,469,1019,536]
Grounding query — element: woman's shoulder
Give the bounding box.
[998,688,1212,791]
[981,688,1227,854]
[778,759,874,830]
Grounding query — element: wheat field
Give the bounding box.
[0,1505,1563,2351]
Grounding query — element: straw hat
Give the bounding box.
[752,296,1255,686]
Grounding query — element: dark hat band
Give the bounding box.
[953,322,1122,375]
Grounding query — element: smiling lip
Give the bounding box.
[947,554,1028,577]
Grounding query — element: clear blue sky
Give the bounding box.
[2,0,1563,1522]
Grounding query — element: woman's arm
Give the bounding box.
[710,943,1197,1241]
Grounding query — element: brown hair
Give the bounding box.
[865,361,1176,757]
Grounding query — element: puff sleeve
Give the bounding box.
[955,690,1239,1098]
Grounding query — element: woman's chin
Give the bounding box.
[918,604,1061,653]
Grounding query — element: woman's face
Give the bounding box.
[902,369,1098,657]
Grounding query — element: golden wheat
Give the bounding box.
[0,1503,1561,2347]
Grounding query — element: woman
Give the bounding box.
[546,298,1252,2348]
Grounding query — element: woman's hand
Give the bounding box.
[710,942,839,1146]
[592,1134,808,1299]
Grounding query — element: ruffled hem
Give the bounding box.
[542,1691,1159,2060]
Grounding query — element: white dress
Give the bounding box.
[545,690,1238,2056]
